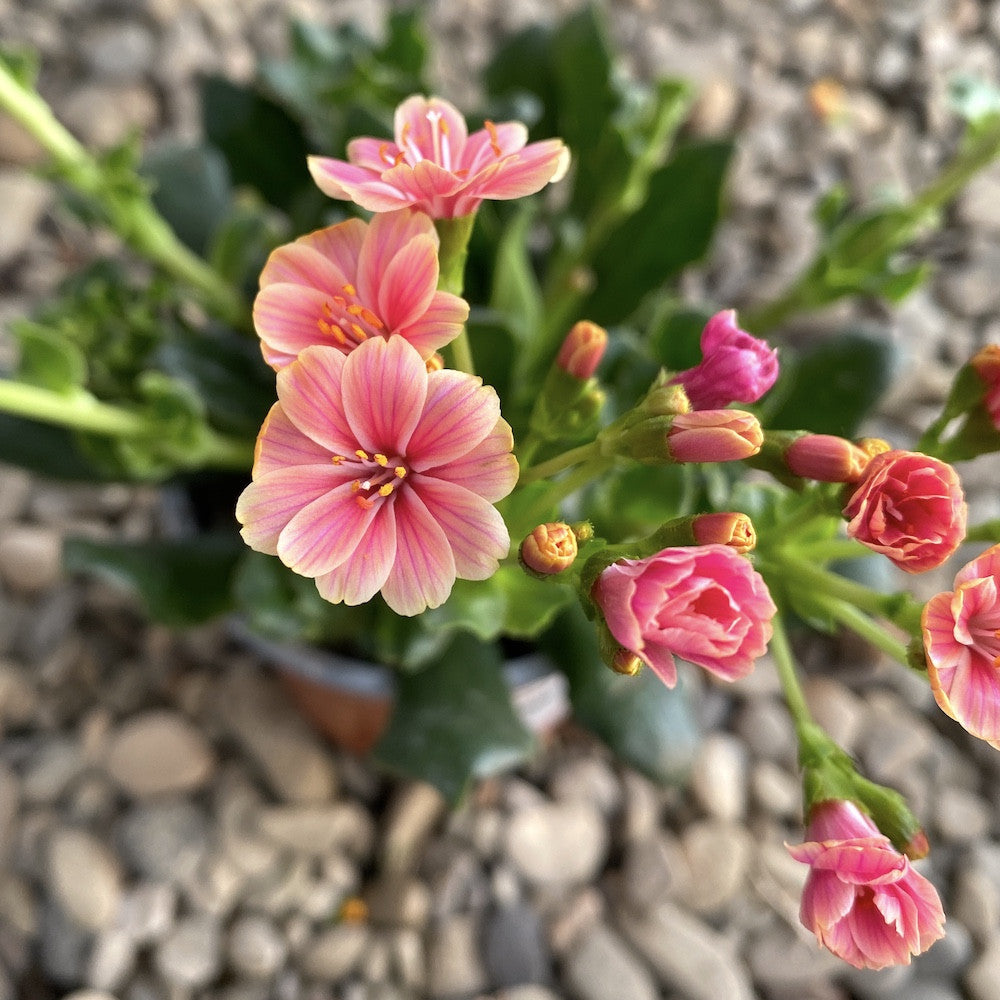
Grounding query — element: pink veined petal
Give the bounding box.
[346,136,397,171]
[236,465,350,555]
[356,209,438,308]
[810,843,905,885]
[315,505,397,606]
[466,140,568,200]
[943,654,1000,741]
[393,94,433,149]
[376,233,439,332]
[393,95,469,162]
[252,403,331,477]
[422,419,518,503]
[276,480,376,578]
[395,290,470,358]
[845,897,913,969]
[307,156,418,212]
[634,638,679,687]
[410,475,510,580]
[377,159,468,204]
[803,872,858,931]
[259,236,350,292]
[460,121,529,174]
[379,487,457,616]
[276,346,355,455]
[254,283,347,370]
[340,337,428,456]
[297,218,367,284]
[407,371,502,470]
[592,567,646,655]
[955,542,1000,587]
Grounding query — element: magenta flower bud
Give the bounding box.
[843,450,967,574]
[519,522,579,576]
[691,512,757,553]
[785,434,871,483]
[787,800,945,970]
[556,321,608,380]
[666,410,763,463]
[971,344,1000,429]
[669,310,779,409]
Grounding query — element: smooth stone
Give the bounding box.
[621,834,685,911]
[391,928,425,993]
[47,828,123,932]
[933,786,991,844]
[301,924,369,981]
[0,171,51,268]
[86,927,136,992]
[482,902,552,988]
[676,820,751,913]
[548,755,622,817]
[564,924,658,1000]
[59,83,159,150]
[364,874,433,930]
[256,802,374,859]
[227,914,288,979]
[733,697,797,765]
[154,914,222,988]
[504,801,608,887]
[0,661,37,727]
[104,710,214,798]
[115,799,209,883]
[380,781,446,873]
[689,733,747,822]
[114,882,176,944]
[425,914,488,998]
[744,924,842,992]
[0,524,62,594]
[965,936,1000,1000]
[617,901,755,1000]
[39,901,90,987]
[913,918,973,978]
[953,863,1000,940]
[79,20,156,81]
[20,736,84,804]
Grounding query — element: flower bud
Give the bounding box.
[425,352,445,372]
[611,648,643,676]
[667,410,763,463]
[856,437,891,460]
[557,321,608,380]
[902,829,930,861]
[785,434,870,483]
[519,522,579,576]
[643,382,691,417]
[971,344,1000,429]
[691,512,757,553]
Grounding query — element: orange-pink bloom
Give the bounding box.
[308,94,569,219]
[253,209,469,370]
[591,544,776,688]
[922,542,1000,748]
[236,337,518,616]
[787,800,945,970]
[842,450,966,573]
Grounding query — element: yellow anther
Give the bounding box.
[331,455,344,465]
[332,295,346,308]
[394,466,407,478]
[374,454,388,467]
[484,120,502,157]
[347,304,364,316]
[440,118,450,135]
[378,483,394,497]
[342,283,357,296]
[351,480,361,492]
[355,495,374,509]
[351,323,368,340]
[322,301,334,317]
[355,449,369,460]
[360,308,384,329]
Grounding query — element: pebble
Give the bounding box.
[114,882,176,944]
[155,914,221,988]
[548,755,622,817]
[965,935,1000,1000]
[104,710,214,798]
[300,923,369,982]
[46,828,123,932]
[58,83,159,149]
[115,798,209,883]
[79,20,156,81]
[39,901,91,987]
[380,781,447,873]
[690,733,748,822]
[482,902,552,988]
[564,923,658,1000]
[425,914,488,998]
[0,524,62,594]
[0,171,51,268]
[933,786,991,844]
[676,820,752,914]
[227,914,288,979]
[85,927,136,993]
[256,802,375,858]
[504,801,608,887]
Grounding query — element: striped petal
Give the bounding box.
[297,218,367,284]
[259,239,351,292]
[252,403,331,477]
[276,346,355,455]
[395,290,469,358]
[356,209,438,309]
[315,505,397,606]
[424,420,518,502]
[377,233,439,332]
[254,283,347,370]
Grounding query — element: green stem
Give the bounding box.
[774,555,899,619]
[769,612,814,736]
[790,538,873,562]
[0,60,247,328]
[517,440,600,487]
[0,380,149,436]
[435,214,476,374]
[773,487,843,537]
[820,597,912,667]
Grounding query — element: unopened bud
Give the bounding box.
[785,434,870,483]
[557,321,608,380]
[425,352,445,372]
[903,829,930,861]
[643,382,691,417]
[692,512,757,553]
[856,437,891,460]
[666,410,763,463]
[971,344,1000,429]
[520,522,579,576]
[611,649,643,676]
[571,520,594,543]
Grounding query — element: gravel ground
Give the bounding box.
[2,1,1000,999]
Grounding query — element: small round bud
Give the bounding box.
[520,522,579,576]
[856,437,891,460]
[571,520,595,543]
[785,434,870,484]
[611,649,643,676]
[557,321,608,380]
[692,512,757,553]
[902,829,930,861]
[644,383,691,416]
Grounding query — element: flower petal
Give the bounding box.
[347,136,397,171]
[423,420,518,502]
[393,95,469,161]
[467,140,569,201]
[356,209,437,309]
[411,475,509,580]
[379,487,457,615]
[297,218,367,283]
[253,403,331,477]
[315,506,397,606]
[276,346,355,455]
[341,336,427,456]
[395,290,470,358]
[236,465,348,555]
[460,121,528,174]
[307,156,417,212]
[254,283,349,370]
[407,370,501,471]
[259,237,351,291]
[377,233,439,332]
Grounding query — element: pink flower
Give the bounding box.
[666,409,763,463]
[842,450,967,573]
[922,543,1000,748]
[236,336,518,616]
[308,94,570,218]
[971,344,1000,429]
[253,209,469,370]
[787,800,945,970]
[669,310,779,409]
[591,544,776,687]
[520,522,578,576]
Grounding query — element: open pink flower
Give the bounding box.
[253,209,468,370]
[236,336,518,616]
[591,544,776,687]
[669,310,778,409]
[922,543,1000,748]
[308,94,569,218]
[842,450,966,573]
[787,800,945,970]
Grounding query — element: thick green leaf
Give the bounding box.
[373,633,535,803]
[490,206,543,343]
[764,329,898,438]
[582,140,733,325]
[63,533,244,626]
[141,142,232,255]
[200,76,312,212]
[541,604,700,784]
[10,322,87,393]
[497,568,575,639]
